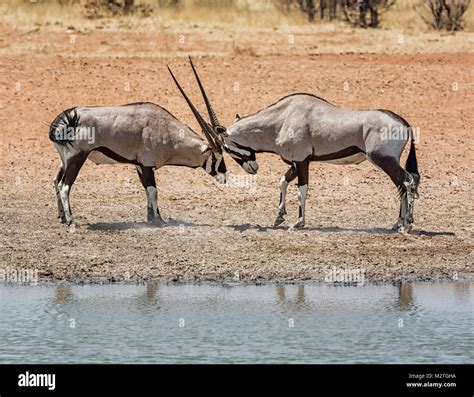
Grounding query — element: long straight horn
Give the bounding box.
[167,65,219,152]
[188,56,221,130]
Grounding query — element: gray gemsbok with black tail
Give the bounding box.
[174,58,420,233]
[49,73,228,227]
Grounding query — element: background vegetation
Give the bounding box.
[1,0,473,31]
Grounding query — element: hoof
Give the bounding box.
[273,216,285,227]
[396,224,413,234]
[394,219,413,234]
[149,218,166,227]
[290,220,305,229]
[392,218,403,231]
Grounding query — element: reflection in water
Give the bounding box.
[276,285,306,308]
[145,282,158,300]
[54,283,73,302]
[276,284,284,301]
[454,282,471,297]
[296,285,305,305]
[397,283,414,309]
[134,282,159,308]
[276,284,285,302]
[0,282,472,364]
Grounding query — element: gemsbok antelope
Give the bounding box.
[173,58,420,233]
[49,93,227,227]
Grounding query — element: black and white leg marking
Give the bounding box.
[57,152,88,227]
[291,159,309,229]
[136,165,164,225]
[403,173,417,233]
[393,174,417,233]
[393,191,408,232]
[274,165,297,227]
[54,165,66,223]
[367,152,418,233]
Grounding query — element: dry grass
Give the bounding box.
[1,0,473,32]
[0,0,304,31]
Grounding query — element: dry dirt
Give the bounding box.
[0,23,472,284]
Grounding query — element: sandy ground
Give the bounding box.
[0,23,472,283]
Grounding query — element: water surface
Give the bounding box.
[0,282,472,363]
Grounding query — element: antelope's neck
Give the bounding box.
[228,115,280,153]
[166,136,208,168]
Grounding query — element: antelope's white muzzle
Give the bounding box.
[215,172,228,184]
[243,161,258,175]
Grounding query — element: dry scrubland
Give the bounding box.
[2,0,474,32]
[0,1,473,283]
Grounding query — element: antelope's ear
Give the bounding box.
[215,125,227,134]
[235,113,241,122]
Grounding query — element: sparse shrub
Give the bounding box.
[320,0,338,20]
[445,0,471,30]
[416,0,445,29]
[280,0,396,27]
[84,0,152,19]
[342,0,397,28]
[415,0,471,30]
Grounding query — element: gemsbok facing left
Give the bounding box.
[172,58,421,233]
[49,75,227,227]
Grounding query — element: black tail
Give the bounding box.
[378,109,419,177]
[405,139,418,177]
[49,108,79,146]
[405,133,420,198]
[377,109,420,196]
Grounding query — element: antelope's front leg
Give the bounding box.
[136,165,165,225]
[146,186,163,224]
[291,159,309,229]
[274,165,297,227]
[292,185,308,228]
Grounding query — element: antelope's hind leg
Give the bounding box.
[136,165,164,225]
[274,165,297,227]
[393,173,418,233]
[54,165,66,223]
[401,173,418,233]
[58,152,88,227]
[367,153,416,233]
[393,191,407,232]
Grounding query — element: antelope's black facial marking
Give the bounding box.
[224,141,258,174]
[207,152,225,176]
[217,154,227,174]
[203,151,228,183]
[206,151,218,176]
[224,142,256,164]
